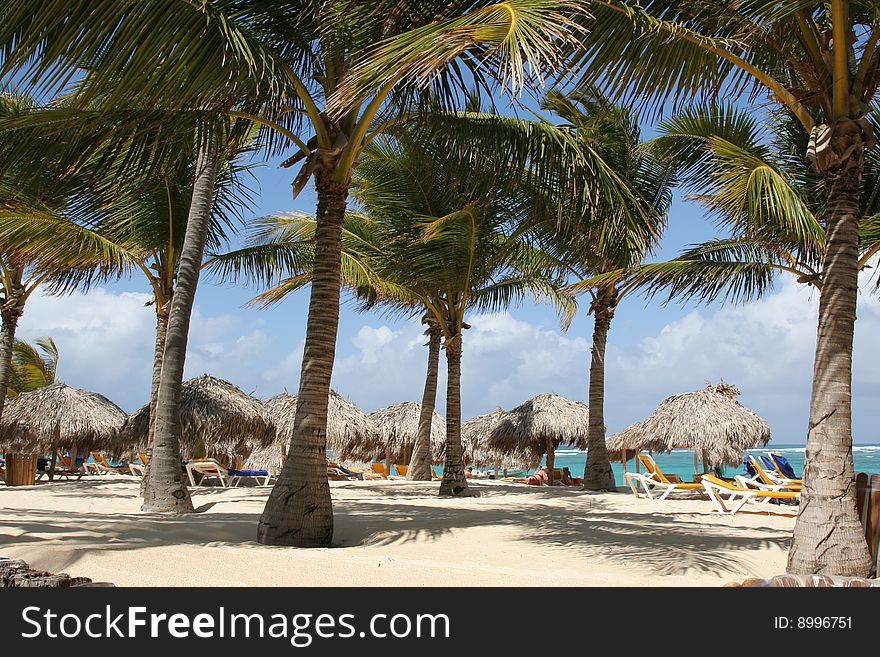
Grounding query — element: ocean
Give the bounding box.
[539,444,880,483]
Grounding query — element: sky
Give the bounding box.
[15,99,880,446]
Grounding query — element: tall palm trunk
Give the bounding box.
[439,334,470,497]
[142,138,220,514]
[140,303,170,492]
[258,171,348,546]
[0,284,25,419]
[408,318,441,481]
[583,289,617,491]
[788,146,872,576]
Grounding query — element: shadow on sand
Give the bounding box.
[0,479,793,578]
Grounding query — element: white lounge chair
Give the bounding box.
[623,453,705,500]
[701,474,800,514]
[185,459,274,487]
[186,459,231,487]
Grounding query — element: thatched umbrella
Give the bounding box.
[121,374,275,462]
[487,394,590,484]
[368,401,446,465]
[606,382,771,477]
[460,408,535,472]
[0,383,128,482]
[248,390,381,471]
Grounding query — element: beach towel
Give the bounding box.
[743,454,756,477]
[769,453,799,479]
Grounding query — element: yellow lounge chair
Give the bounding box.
[747,455,801,491]
[369,461,389,479]
[393,464,408,477]
[86,451,130,475]
[701,473,800,514]
[624,453,704,500]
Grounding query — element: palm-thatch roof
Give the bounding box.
[488,393,590,461]
[460,407,537,469]
[0,382,128,455]
[606,382,771,466]
[367,401,446,463]
[247,390,381,470]
[121,374,275,457]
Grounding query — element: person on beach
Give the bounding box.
[560,467,582,486]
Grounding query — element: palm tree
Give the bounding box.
[7,336,58,397]
[248,0,591,544]
[351,136,577,496]
[570,0,878,577]
[528,91,674,491]
[0,94,139,423]
[0,129,257,492]
[0,0,291,514]
[617,105,880,301]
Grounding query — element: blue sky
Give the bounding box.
[16,98,880,445]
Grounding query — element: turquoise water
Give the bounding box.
[538,444,880,483]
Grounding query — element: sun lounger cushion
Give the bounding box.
[228,469,270,477]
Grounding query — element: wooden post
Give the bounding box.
[693,451,699,481]
[494,461,500,478]
[546,437,555,486]
[621,450,627,474]
[385,445,392,477]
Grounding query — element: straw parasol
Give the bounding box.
[606,382,771,475]
[487,393,590,480]
[0,382,128,456]
[460,408,535,471]
[247,390,381,471]
[368,401,446,465]
[121,374,275,460]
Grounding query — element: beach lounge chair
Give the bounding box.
[85,451,130,475]
[701,474,800,514]
[327,464,359,481]
[185,459,273,487]
[393,464,408,477]
[186,459,230,487]
[369,461,389,479]
[432,467,442,481]
[767,452,801,480]
[624,453,704,500]
[747,455,801,490]
[128,453,148,476]
[327,461,365,480]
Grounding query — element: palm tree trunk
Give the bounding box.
[0,265,26,419]
[258,172,348,546]
[583,294,617,491]
[788,155,872,576]
[0,298,24,419]
[142,137,220,514]
[408,318,441,481]
[439,334,471,497]
[140,304,170,492]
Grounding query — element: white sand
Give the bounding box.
[0,475,797,586]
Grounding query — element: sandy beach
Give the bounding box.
[0,475,797,587]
